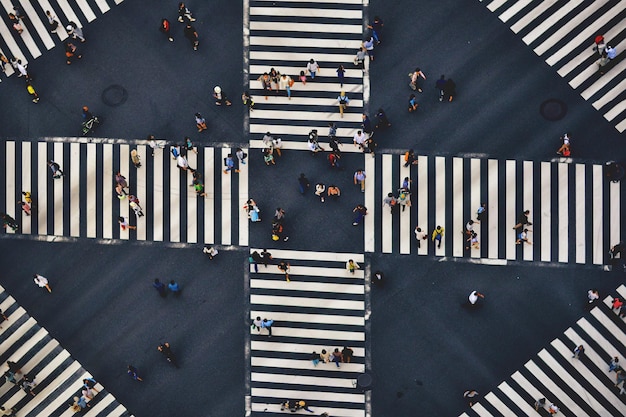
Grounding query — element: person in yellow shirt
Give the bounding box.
[431,225,444,249]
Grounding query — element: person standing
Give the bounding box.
[160,18,174,41]
[306,58,319,80]
[157,342,178,367]
[431,226,444,248]
[184,23,199,51]
[409,68,426,92]
[278,261,290,282]
[337,91,349,117]
[262,318,273,337]
[33,274,52,293]
[353,169,366,192]
[352,204,367,226]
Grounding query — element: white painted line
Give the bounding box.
[487,159,498,259]
[250,81,363,95]
[498,0,532,23]
[484,392,516,416]
[578,42,626,95]
[252,372,359,389]
[250,278,363,294]
[187,150,198,244]
[74,0,97,21]
[557,163,568,262]
[251,387,364,403]
[522,0,584,45]
[249,248,364,263]
[169,150,180,242]
[399,155,411,254]
[136,145,147,241]
[102,144,113,239]
[364,154,375,252]
[604,98,626,122]
[434,157,445,256]
[452,157,463,257]
[487,0,507,12]
[86,143,96,237]
[5,142,15,225]
[153,149,164,241]
[248,93,364,108]
[250,51,357,63]
[53,142,63,236]
[417,155,428,256]
[591,308,626,346]
[69,143,79,237]
[469,159,481,258]
[592,165,603,264]
[19,363,83,416]
[251,36,363,49]
[251,403,364,417]
[114,0,124,4]
[381,154,393,253]
[254,0,362,3]
[19,338,60,379]
[575,164,585,263]
[249,109,363,123]
[510,371,562,417]
[506,160,516,260]
[0,17,29,66]
[510,0,559,33]
[250,21,363,33]
[471,403,494,417]
[541,162,551,262]
[37,143,48,235]
[0,317,36,359]
[256,326,364,342]
[252,264,363,279]
[38,370,90,417]
[221,148,232,245]
[250,139,363,153]
[593,77,626,110]
[249,311,364,326]
[250,7,362,19]
[7,327,47,364]
[119,145,130,240]
[18,0,55,49]
[94,0,110,13]
[615,117,626,133]
[534,0,610,56]
[497,381,538,416]
[205,147,215,244]
[20,142,31,234]
[239,147,249,247]
[577,317,623,359]
[250,294,364,310]
[564,327,621,384]
[55,0,83,27]
[523,161,533,260]
[0,0,41,58]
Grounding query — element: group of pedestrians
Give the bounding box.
[593,34,618,75]
[159,3,199,50]
[408,69,456,112]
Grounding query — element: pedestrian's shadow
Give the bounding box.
[461,301,483,311]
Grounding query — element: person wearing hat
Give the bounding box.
[212,86,232,106]
[296,400,314,413]
[66,22,85,42]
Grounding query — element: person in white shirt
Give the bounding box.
[33,274,51,293]
[353,130,366,150]
[468,290,484,306]
[306,59,319,79]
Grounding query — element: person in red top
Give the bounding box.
[612,297,623,312]
[160,18,173,42]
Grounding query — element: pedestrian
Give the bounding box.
[0,406,17,416]
[0,308,8,327]
[362,114,373,136]
[463,390,479,406]
[346,259,360,274]
[409,68,426,92]
[298,173,310,195]
[336,64,345,86]
[83,377,99,394]
[593,34,606,55]
[43,10,59,33]
[263,148,275,166]
[331,348,343,367]
[33,274,52,293]
[587,289,599,304]
[476,203,486,222]
[64,41,82,65]
[177,2,196,22]
[71,396,90,411]
[1,213,19,232]
[7,361,20,374]
[352,204,367,226]
[375,108,391,129]
[443,78,456,102]
[257,72,271,99]
[157,342,178,367]
[66,22,85,42]
[308,136,324,155]
[556,133,571,155]
[9,13,23,35]
[257,249,272,268]
[320,349,330,363]
[353,47,366,68]
[184,23,199,50]
[606,45,617,60]
[612,296,623,312]
[408,94,418,112]
[249,251,262,272]
[435,75,446,101]
[194,181,207,198]
[213,86,232,106]
[364,136,377,156]
[17,200,31,216]
[337,91,349,117]
[274,208,285,223]
[223,153,240,174]
[242,91,255,110]
[271,220,287,242]
[468,290,484,306]
[353,169,366,192]
[81,385,95,400]
[235,148,247,166]
[513,210,532,230]
[616,368,626,390]
[466,231,479,250]
[534,398,546,411]
[278,261,290,282]
[0,53,8,81]
[118,216,136,231]
[269,67,280,91]
[306,58,319,80]
[383,193,397,213]
[515,228,532,245]
[342,346,354,363]
[404,149,418,167]
[431,226,444,248]
[328,152,341,169]
[597,51,610,75]
[127,365,143,381]
[13,59,30,81]
[610,241,624,259]
[115,172,129,193]
[168,280,181,294]
[262,318,273,337]
[251,316,263,332]
[48,160,64,179]
[160,18,174,41]
[353,130,366,151]
[278,73,293,99]
[363,37,375,60]
[414,227,427,247]
[129,195,144,217]
[609,356,620,372]
[299,70,307,85]
[367,16,383,44]
[243,199,260,221]
[548,403,559,415]
[177,154,194,171]
[315,183,326,202]
[203,245,218,260]
[310,351,322,366]
[329,136,342,155]
[465,219,475,235]
[153,278,166,297]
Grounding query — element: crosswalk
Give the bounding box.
[247,249,367,417]
[364,152,623,265]
[481,0,626,133]
[0,0,123,76]
[0,284,133,416]
[459,284,626,417]
[1,139,249,246]
[247,0,367,145]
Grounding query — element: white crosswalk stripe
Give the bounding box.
[247,0,368,147]
[1,139,248,246]
[459,284,626,416]
[247,248,367,417]
[365,152,622,265]
[0,0,120,75]
[0,285,133,416]
[481,0,626,132]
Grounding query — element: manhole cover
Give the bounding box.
[540,99,567,121]
[101,85,128,107]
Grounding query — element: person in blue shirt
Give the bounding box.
[408,94,418,112]
[168,280,180,294]
[262,318,273,336]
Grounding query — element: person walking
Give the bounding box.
[64,41,82,65]
[587,289,599,304]
[513,210,532,230]
[242,91,255,110]
[223,154,239,174]
[66,22,85,42]
[33,274,52,293]
[118,216,136,231]
[342,346,354,363]
[17,200,31,216]
[515,228,532,245]
[352,204,367,226]
[346,259,360,274]
[127,365,143,381]
[177,2,196,22]
[468,290,484,306]
[409,68,426,92]
[435,75,446,101]
[184,23,199,50]
[408,94,418,112]
[279,74,293,99]
[463,390,479,406]
[262,318,273,337]
[375,108,391,129]
[129,196,144,217]
[160,18,174,41]
[353,169,366,192]
[158,342,178,367]
[414,227,427,247]
[443,78,456,102]
[26,83,40,103]
[1,213,19,232]
[367,16,384,44]
[337,91,349,117]
[168,280,181,294]
[306,58,320,80]
[431,226,444,248]
[213,86,232,106]
[298,173,310,195]
[363,37,375,60]
[203,245,219,260]
[278,260,290,282]
[404,149,418,167]
[48,160,64,179]
[331,348,343,367]
[476,203,486,223]
[336,64,345,86]
[46,11,59,33]
[153,279,167,297]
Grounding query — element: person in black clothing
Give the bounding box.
[260,249,272,267]
[183,23,199,51]
[443,78,456,102]
[512,210,532,230]
[153,279,167,297]
[375,108,391,129]
[298,173,310,195]
[158,342,178,367]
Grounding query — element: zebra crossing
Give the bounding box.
[481,0,626,133]
[1,139,249,246]
[365,152,623,265]
[459,284,626,417]
[0,0,123,76]
[247,0,367,145]
[247,248,367,417]
[0,284,133,416]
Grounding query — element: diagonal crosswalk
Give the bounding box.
[459,284,626,417]
[248,248,367,417]
[0,0,122,74]
[481,0,626,132]
[247,0,367,146]
[365,152,623,265]
[1,139,249,246]
[0,284,133,416]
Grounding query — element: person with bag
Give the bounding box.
[46,11,59,33]
[64,41,82,65]
[279,73,293,99]
[409,67,426,92]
